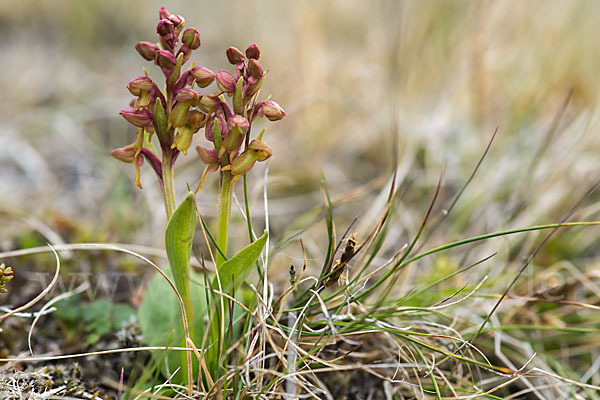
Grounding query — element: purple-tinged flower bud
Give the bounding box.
[198,94,221,114]
[187,110,208,132]
[159,7,171,20]
[196,146,220,172]
[190,66,215,88]
[204,114,227,142]
[170,14,184,27]
[157,19,175,36]
[110,143,138,163]
[247,59,264,79]
[227,140,272,176]
[182,28,201,50]
[248,139,272,161]
[120,108,153,128]
[175,87,200,103]
[127,77,154,96]
[135,41,159,61]
[245,44,260,60]
[157,19,177,51]
[127,77,155,109]
[156,50,177,70]
[215,70,236,94]
[226,47,245,65]
[196,146,219,164]
[222,115,249,154]
[258,101,286,121]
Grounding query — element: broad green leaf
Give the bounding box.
[165,192,196,314]
[212,230,268,294]
[138,266,208,379]
[55,297,134,348]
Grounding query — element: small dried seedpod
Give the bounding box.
[340,233,358,265]
[289,264,296,285]
[324,233,359,287]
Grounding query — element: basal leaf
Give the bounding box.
[138,266,208,379]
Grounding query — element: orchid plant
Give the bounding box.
[111,7,285,390]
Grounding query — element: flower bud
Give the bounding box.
[247,139,273,161]
[157,19,176,50]
[258,101,286,121]
[245,44,260,60]
[187,110,208,132]
[127,77,154,96]
[228,140,272,176]
[226,47,245,65]
[182,28,201,50]
[190,66,215,88]
[156,50,177,70]
[198,94,221,114]
[135,41,159,61]
[120,108,153,128]
[204,114,227,142]
[170,14,184,27]
[159,7,171,20]
[157,19,175,36]
[175,87,200,103]
[215,69,236,94]
[127,77,155,109]
[110,143,138,163]
[222,115,249,154]
[247,59,264,79]
[197,145,218,162]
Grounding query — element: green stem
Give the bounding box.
[217,171,233,268]
[162,150,177,220]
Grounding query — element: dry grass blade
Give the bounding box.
[28,281,89,355]
[0,244,60,323]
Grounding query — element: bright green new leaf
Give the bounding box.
[212,230,268,294]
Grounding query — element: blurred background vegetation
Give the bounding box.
[1,0,600,289]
